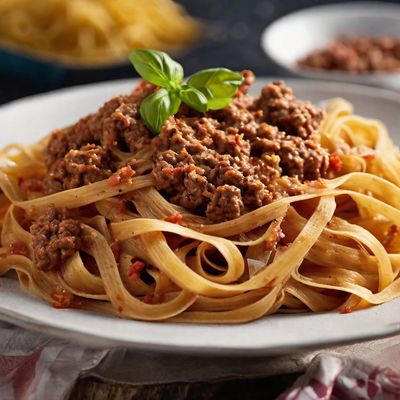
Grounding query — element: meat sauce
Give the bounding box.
[26,72,329,269]
[30,206,83,271]
[152,73,327,222]
[298,36,400,73]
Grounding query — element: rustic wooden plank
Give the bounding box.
[70,374,300,400]
[70,379,220,400]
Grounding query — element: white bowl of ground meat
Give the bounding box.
[261,2,400,91]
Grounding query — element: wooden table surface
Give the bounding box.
[69,374,299,400]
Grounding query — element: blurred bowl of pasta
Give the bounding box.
[261,2,400,91]
[0,0,202,84]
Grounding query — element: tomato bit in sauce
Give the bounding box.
[107,166,135,187]
[329,155,343,172]
[128,259,146,280]
[8,242,29,257]
[340,305,353,314]
[51,291,74,309]
[163,212,184,225]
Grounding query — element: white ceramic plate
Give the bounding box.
[1,79,400,356]
[261,2,400,90]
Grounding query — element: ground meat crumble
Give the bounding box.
[256,80,324,139]
[30,206,83,271]
[152,73,328,222]
[46,144,114,192]
[23,71,329,251]
[21,81,155,197]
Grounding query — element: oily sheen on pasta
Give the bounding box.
[1,73,400,323]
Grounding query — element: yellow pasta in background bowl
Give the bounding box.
[0,0,202,67]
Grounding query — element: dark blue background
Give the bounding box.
[0,0,398,105]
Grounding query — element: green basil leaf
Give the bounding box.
[129,49,184,88]
[207,97,235,110]
[179,86,208,112]
[140,88,180,134]
[187,68,243,109]
[169,91,182,115]
[188,68,243,88]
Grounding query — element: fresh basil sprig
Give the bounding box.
[129,49,244,134]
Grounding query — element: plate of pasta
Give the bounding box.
[1,51,400,354]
